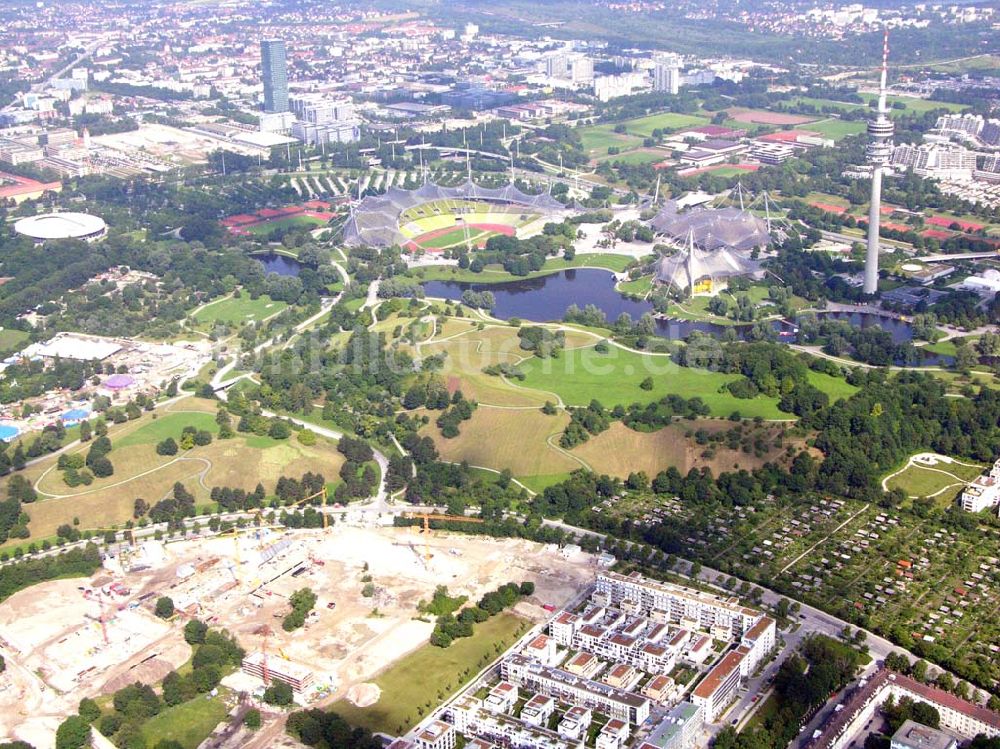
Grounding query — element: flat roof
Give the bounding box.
[892,720,956,749]
[27,334,122,361]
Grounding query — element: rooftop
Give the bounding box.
[891,720,957,749]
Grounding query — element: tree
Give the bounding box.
[78,697,101,723]
[244,708,261,730]
[263,679,294,706]
[79,420,92,442]
[154,596,175,619]
[55,716,91,749]
[156,438,178,456]
[184,619,208,645]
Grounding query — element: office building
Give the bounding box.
[654,55,682,95]
[240,651,313,693]
[261,39,289,113]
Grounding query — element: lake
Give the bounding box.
[420,269,951,366]
[423,268,786,340]
[255,253,302,277]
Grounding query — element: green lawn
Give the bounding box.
[518,345,787,419]
[141,693,230,749]
[858,93,965,115]
[246,215,326,235]
[192,294,287,326]
[331,613,529,734]
[623,112,708,137]
[797,119,867,141]
[617,275,653,297]
[0,328,29,353]
[806,370,859,402]
[886,465,966,499]
[116,412,219,449]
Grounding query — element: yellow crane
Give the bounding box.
[403,512,485,560]
[283,486,331,529]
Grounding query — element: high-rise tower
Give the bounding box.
[261,39,289,113]
[863,31,894,295]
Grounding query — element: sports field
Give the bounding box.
[331,613,528,734]
[411,223,517,251]
[192,294,287,327]
[606,149,667,166]
[623,112,709,137]
[578,125,643,157]
[399,199,540,251]
[797,119,867,141]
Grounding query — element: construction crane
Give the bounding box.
[255,624,272,685]
[283,486,330,529]
[402,513,485,561]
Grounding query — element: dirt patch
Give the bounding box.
[346,683,381,707]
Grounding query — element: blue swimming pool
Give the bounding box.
[0,424,19,441]
[61,408,90,423]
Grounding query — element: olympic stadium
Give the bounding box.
[342,180,569,251]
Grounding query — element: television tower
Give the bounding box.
[863,31,894,295]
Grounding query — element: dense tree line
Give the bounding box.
[0,544,102,603]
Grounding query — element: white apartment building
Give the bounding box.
[739,616,777,676]
[891,142,977,181]
[502,654,651,725]
[653,55,682,95]
[595,571,762,638]
[690,648,745,722]
[593,72,648,102]
[449,696,574,749]
[960,458,1000,513]
[543,51,594,86]
[415,720,456,749]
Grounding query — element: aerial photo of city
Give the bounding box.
[0,0,999,748]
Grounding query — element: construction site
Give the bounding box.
[0,520,596,747]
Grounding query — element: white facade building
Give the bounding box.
[653,55,682,95]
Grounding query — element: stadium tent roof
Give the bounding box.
[649,201,771,254]
[342,180,567,248]
[656,239,761,292]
